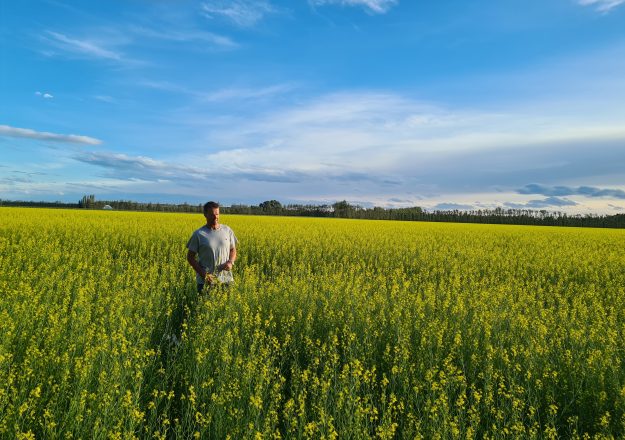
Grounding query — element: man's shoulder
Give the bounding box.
[191,225,208,236]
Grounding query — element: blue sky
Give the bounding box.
[1,0,625,213]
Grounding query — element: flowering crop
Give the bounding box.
[1,208,624,438]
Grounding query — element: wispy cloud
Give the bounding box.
[518,183,625,199]
[138,80,191,94]
[73,151,305,184]
[309,0,398,14]
[0,124,102,145]
[35,91,54,99]
[93,95,116,103]
[201,0,277,27]
[202,83,297,101]
[139,79,295,102]
[1,176,34,185]
[127,25,238,49]
[74,153,196,181]
[578,0,625,12]
[42,30,124,61]
[41,23,236,65]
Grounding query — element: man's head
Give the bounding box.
[203,201,220,228]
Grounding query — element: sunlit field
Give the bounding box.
[1,207,624,439]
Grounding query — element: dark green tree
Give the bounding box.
[332,200,356,218]
[259,200,283,214]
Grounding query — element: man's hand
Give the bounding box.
[221,260,234,271]
[204,272,217,285]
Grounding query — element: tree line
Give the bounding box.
[1,196,624,228]
[226,200,625,228]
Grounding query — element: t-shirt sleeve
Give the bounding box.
[186,231,199,253]
[229,228,238,249]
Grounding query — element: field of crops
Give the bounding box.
[1,207,624,439]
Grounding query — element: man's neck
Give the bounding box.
[207,222,220,230]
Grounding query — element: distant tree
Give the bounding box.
[259,200,283,214]
[332,200,356,218]
[78,194,96,208]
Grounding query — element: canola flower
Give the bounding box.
[1,207,625,438]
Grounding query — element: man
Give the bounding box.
[186,201,238,293]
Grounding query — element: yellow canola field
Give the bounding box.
[1,207,624,439]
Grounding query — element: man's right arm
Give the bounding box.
[186,249,206,279]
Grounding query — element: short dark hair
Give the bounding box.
[203,201,220,214]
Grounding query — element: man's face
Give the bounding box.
[205,207,219,226]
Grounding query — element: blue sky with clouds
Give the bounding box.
[1,0,625,213]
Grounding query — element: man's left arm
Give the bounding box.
[224,247,236,271]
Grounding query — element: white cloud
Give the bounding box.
[43,30,124,61]
[35,91,54,99]
[577,0,625,12]
[0,124,102,145]
[202,0,277,27]
[93,95,115,103]
[198,90,624,175]
[202,83,297,102]
[41,23,237,67]
[127,25,238,49]
[310,0,398,14]
[75,152,202,180]
[138,79,295,102]
[74,151,305,184]
[138,80,192,94]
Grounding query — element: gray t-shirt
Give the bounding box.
[187,224,238,285]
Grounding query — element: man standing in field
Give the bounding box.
[186,201,238,293]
